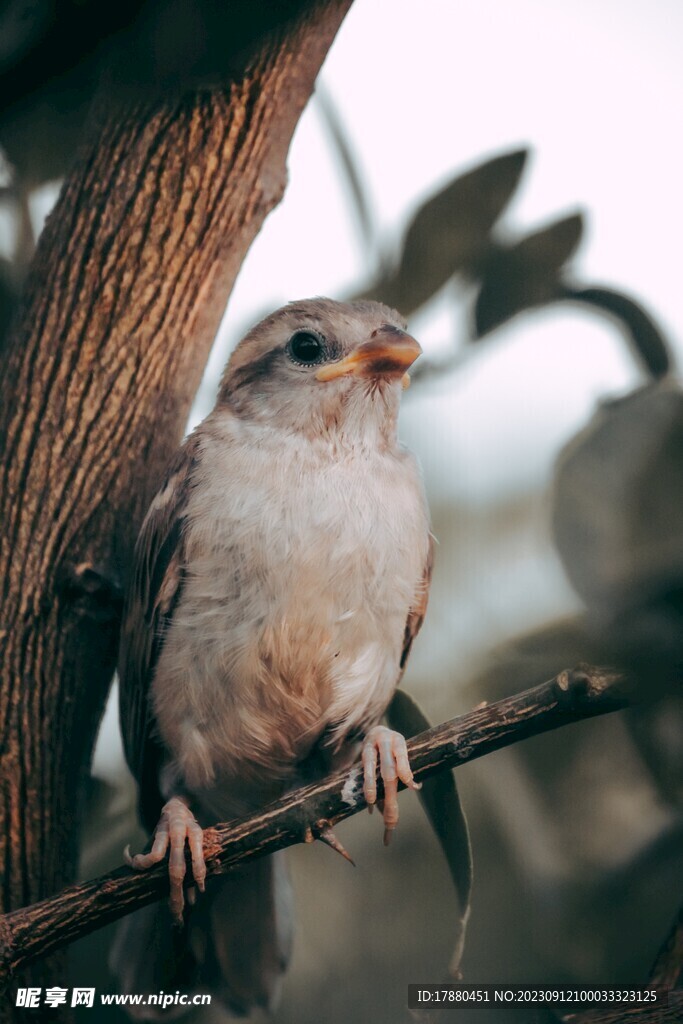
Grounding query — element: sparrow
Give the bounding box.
[111,298,433,1016]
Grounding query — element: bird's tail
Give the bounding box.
[109,852,293,1019]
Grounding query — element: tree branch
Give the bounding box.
[0,665,629,985]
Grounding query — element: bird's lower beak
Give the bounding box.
[316,327,421,385]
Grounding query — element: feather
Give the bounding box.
[118,433,201,831]
[386,689,472,976]
[400,534,434,672]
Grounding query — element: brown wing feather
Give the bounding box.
[118,433,201,830]
[399,533,434,673]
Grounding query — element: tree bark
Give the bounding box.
[0,0,352,1006]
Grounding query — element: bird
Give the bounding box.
[111,297,433,1017]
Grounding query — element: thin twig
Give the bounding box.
[315,83,378,263]
[0,665,628,985]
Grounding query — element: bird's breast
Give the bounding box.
[151,424,430,800]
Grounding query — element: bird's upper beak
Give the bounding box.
[315,325,422,385]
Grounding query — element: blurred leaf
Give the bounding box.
[511,212,583,271]
[0,255,18,352]
[562,285,671,379]
[316,84,376,258]
[552,381,683,644]
[468,614,683,803]
[357,148,528,315]
[1,83,91,188]
[474,212,584,336]
[387,688,473,975]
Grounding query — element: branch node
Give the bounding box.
[314,820,355,866]
[201,827,223,869]
[58,562,123,622]
[554,664,624,709]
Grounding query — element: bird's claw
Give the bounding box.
[361,725,420,845]
[124,796,206,924]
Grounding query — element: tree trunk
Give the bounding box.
[0,0,352,1013]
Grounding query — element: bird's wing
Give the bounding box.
[399,532,434,673]
[118,433,201,831]
[388,533,473,976]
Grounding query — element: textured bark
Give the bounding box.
[0,0,352,1004]
[0,666,629,982]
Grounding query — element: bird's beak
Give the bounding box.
[316,326,421,387]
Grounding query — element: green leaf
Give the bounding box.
[357,148,528,316]
[386,689,473,975]
[474,212,584,336]
[512,212,583,272]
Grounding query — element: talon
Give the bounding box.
[123,796,206,922]
[361,726,418,843]
[315,820,355,866]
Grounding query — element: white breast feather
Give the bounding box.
[151,412,430,796]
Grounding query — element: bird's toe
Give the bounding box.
[124,796,206,924]
[361,725,420,845]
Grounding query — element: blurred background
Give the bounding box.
[2,0,682,1020]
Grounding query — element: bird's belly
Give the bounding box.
[153,573,407,796]
[151,443,429,799]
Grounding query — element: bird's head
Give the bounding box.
[218,298,421,446]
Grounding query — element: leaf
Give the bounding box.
[357,148,528,315]
[0,255,18,352]
[474,212,584,336]
[386,688,473,975]
[316,84,376,256]
[512,211,583,271]
[564,286,670,379]
[552,381,683,613]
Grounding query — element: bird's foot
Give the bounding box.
[124,796,206,924]
[362,725,420,845]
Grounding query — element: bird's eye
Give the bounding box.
[287,330,326,366]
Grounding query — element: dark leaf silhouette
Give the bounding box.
[474,212,583,336]
[561,285,671,378]
[552,382,683,650]
[357,148,528,314]
[387,688,473,975]
[316,84,376,258]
